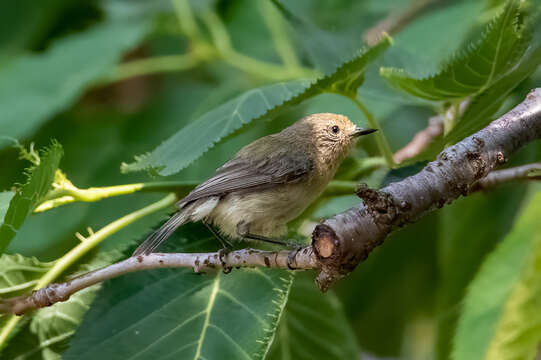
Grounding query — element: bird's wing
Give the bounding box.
[178,146,313,207]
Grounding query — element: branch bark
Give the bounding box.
[1,89,541,313]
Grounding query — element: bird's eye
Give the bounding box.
[331,125,340,134]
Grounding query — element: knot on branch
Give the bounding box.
[312,224,345,292]
[311,202,390,292]
[28,284,68,314]
[355,183,398,225]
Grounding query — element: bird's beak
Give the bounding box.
[352,127,378,137]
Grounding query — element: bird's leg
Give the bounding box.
[204,222,232,273]
[236,221,300,249]
[240,231,302,270]
[204,222,232,249]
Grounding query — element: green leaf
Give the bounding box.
[317,35,392,97]
[398,4,541,163]
[0,192,14,226]
[270,0,360,73]
[442,15,541,146]
[0,142,63,254]
[267,273,359,360]
[436,185,527,360]
[0,254,53,359]
[453,190,541,360]
[123,37,391,176]
[0,247,125,359]
[380,0,528,101]
[0,17,148,148]
[0,253,52,299]
[26,286,98,360]
[121,80,312,175]
[64,223,294,360]
[484,218,541,359]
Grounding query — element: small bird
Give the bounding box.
[133,113,376,256]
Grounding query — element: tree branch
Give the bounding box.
[1,90,541,313]
[312,89,541,290]
[0,248,316,315]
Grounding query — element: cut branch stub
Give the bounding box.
[312,88,541,291]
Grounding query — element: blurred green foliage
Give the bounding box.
[0,0,540,359]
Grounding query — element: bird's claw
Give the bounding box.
[218,248,232,274]
[287,245,302,270]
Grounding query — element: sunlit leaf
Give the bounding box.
[267,274,359,360]
[484,216,541,360]
[453,190,541,360]
[0,247,126,359]
[436,186,527,359]
[0,142,63,253]
[0,254,52,299]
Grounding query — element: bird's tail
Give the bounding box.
[132,211,188,256]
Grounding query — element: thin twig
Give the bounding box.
[393,99,470,163]
[393,115,444,163]
[471,162,541,192]
[0,247,316,315]
[363,0,440,45]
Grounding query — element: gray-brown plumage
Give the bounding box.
[133,113,376,255]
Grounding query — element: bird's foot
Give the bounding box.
[287,245,303,270]
[218,247,233,274]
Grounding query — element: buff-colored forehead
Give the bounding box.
[301,113,354,128]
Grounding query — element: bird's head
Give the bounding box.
[294,113,377,165]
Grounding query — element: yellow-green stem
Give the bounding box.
[260,1,301,69]
[172,0,202,40]
[323,180,358,196]
[351,97,395,168]
[102,54,201,84]
[35,181,196,213]
[201,9,317,80]
[0,193,177,349]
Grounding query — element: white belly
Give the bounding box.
[206,181,324,239]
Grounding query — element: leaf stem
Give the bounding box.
[323,181,358,196]
[201,10,317,80]
[102,54,202,84]
[172,0,203,40]
[35,180,195,213]
[260,0,301,69]
[350,97,395,167]
[0,193,177,349]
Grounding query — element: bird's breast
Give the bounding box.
[206,176,329,239]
